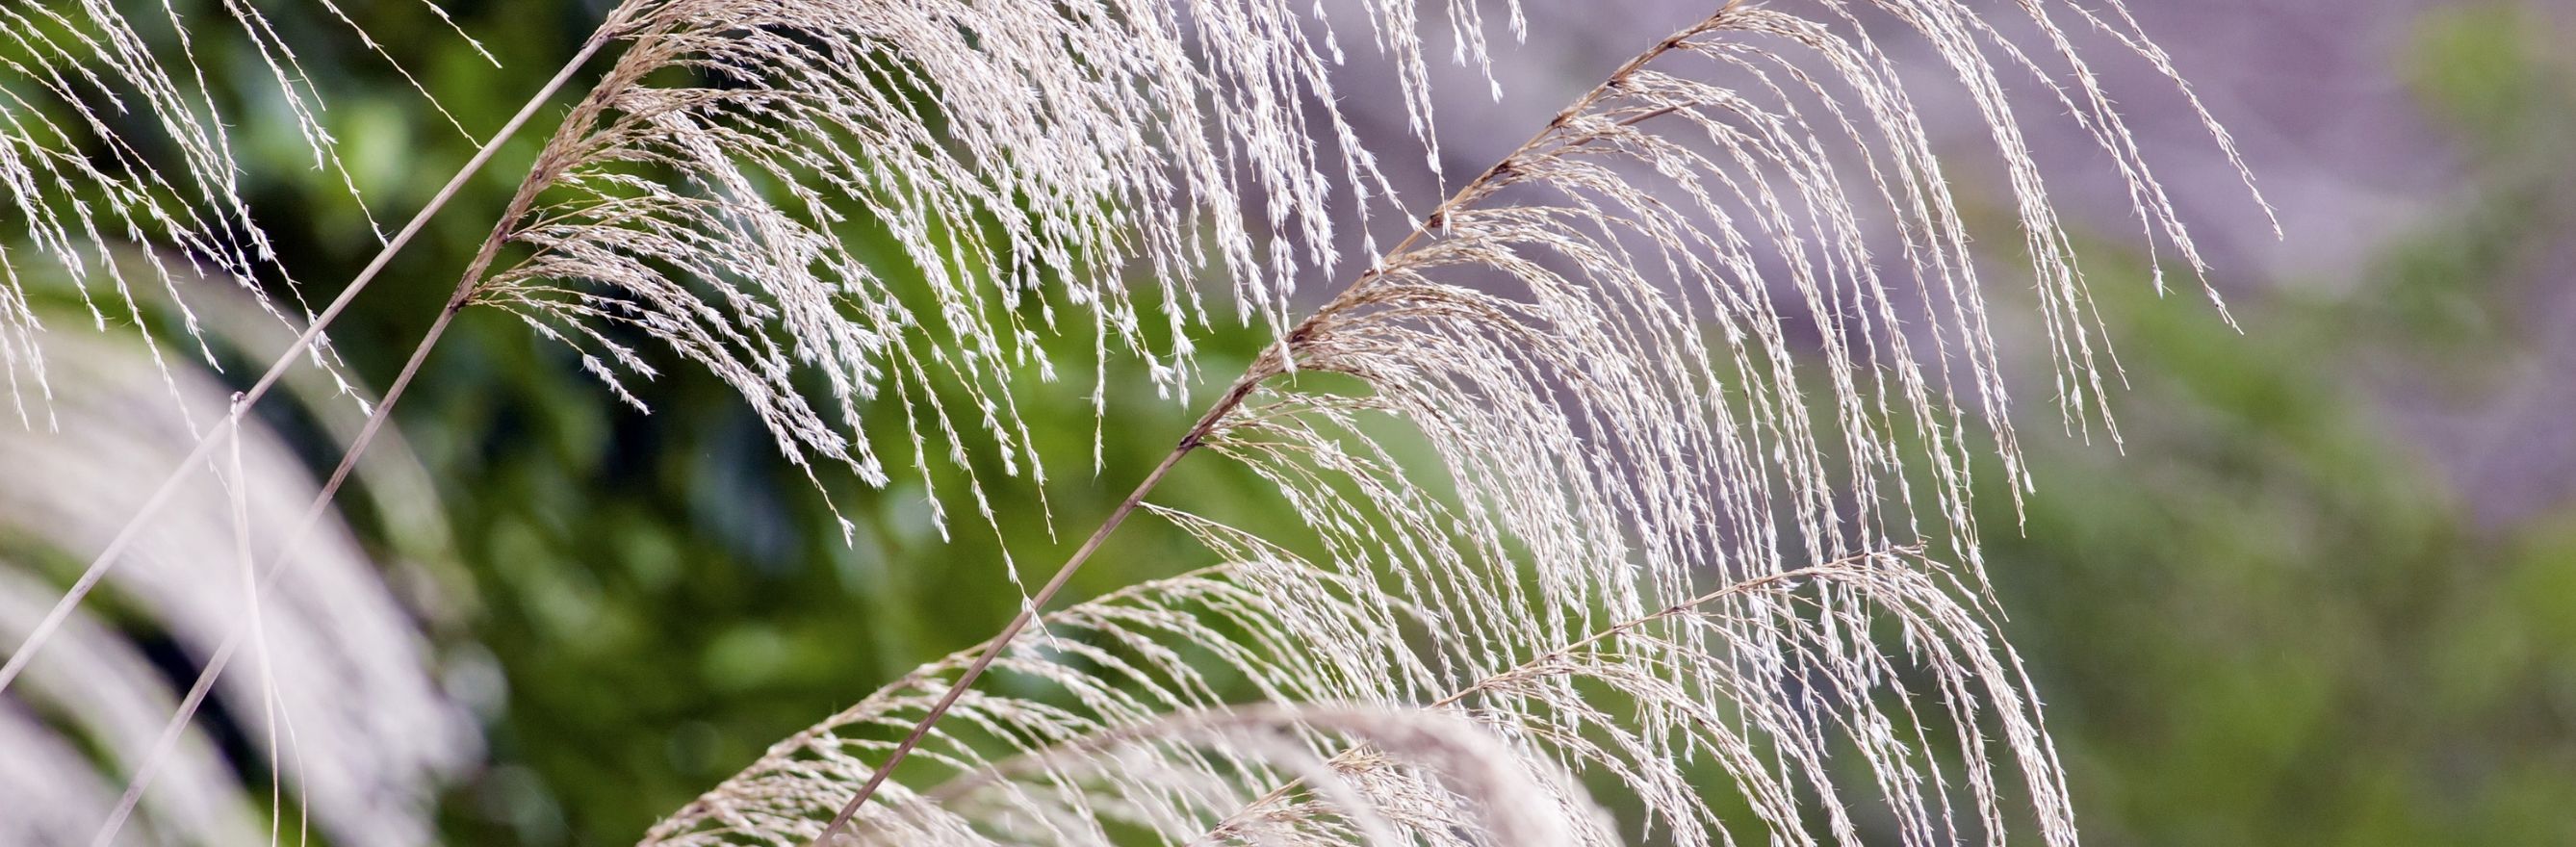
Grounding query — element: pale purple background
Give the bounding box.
[1315,0,2575,529]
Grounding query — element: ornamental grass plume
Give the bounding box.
[0,0,2267,844]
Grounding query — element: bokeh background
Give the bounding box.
[3,0,2571,844]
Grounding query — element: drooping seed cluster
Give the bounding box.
[642,550,2022,846]
[468,0,1514,548]
[0,1,485,424]
[643,1,2263,845]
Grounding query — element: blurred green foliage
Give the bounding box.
[1985,6,2576,844]
[10,1,2572,844]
